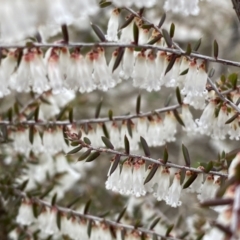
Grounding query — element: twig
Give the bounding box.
[0,104,180,126]
[79,143,228,177]
[6,186,181,240]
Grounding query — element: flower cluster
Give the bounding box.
[0,0,98,41]
[15,200,155,240]
[203,153,240,239]
[106,158,221,208]
[111,0,157,8]
[16,153,82,200]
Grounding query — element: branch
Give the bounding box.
[0,104,180,126]
[78,142,228,177]
[5,186,181,240]
[0,42,240,68]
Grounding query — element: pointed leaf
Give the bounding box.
[164,93,172,107]
[127,120,132,138]
[29,126,34,144]
[112,47,125,73]
[56,211,61,230]
[149,217,161,230]
[136,94,141,114]
[99,1,112,8]
[183,173,198,189]
[69,107,73,123]
[78,149,91,161]
[84,199,92,214]
[208,68,215,78]
[144,164,159,184]
[84,137,91,145]
[51,193,57,206]
[108,109,113,120]
[101,136,114,149]
[7,108,12,122]
[67,146,82,155]
[95,99,103,118]
[67,195,82,208]
[18,179,29,191]
[162,29,172,47]
[147,34,162,45]
[165,224,174,236]
[34,106,39,122]
[57,106,68,120]
[61,24,69,43]
[225,112,238,124]
[140,136,151,157]
[228,73,238,89]
[213,39,218,58]
[119,15,134,30]
[165,55,177,75]
[133,22,139,45]
[194,38,201,51]
[109,155,121,176]
[163,145,168,164]
[204,161,213,173]
[124,135,130,154]
[32,203,39,218]
[85,152,100,162]
[173,109,185,127]
[180,169,186,185]
[87,219,92,238]
[182,144,191,167]
[116,206,127,222]
[176,87,182,105]
[91,23,106,41]
[169,23,175,38]
[185,43,192,55]
[40,186,54,199]
[180,68,189,75]
[102,123,109,139]
[158,12,166,28]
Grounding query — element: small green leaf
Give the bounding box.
[56,211,61,230]
[169,23,175,38]
[91,23,106,41]
[147,34,162,45]
[40,186,54,199]
[18,179,29,191]
[101,136,114,149]
[109,155,121,176]
[136,94,141,114]
[133,22,139,45]
[180,68,189,75]
[149,217,161,230]
[61,24,69,43]
[162,29,172,47]
[173,109,185,127]
[87,219,92,238]
[204,162,213,173]
[32,203,39,218]
[158,12,166,28]
[142,24,153,29]
[29,126,34,144]
[165,224,174,236]
[228,73,238,89]
[112,47,125,73]
[84,137,91,145]
[34,106,39,122]
[185,43,192,55]
[67,146,82,155]
[163,145,168,164]
[182,144,191,167]
[51,193,57,206]
[194,38,201,51]
[116,206,127,222]
[84,199,92,214]
[119,15,134,30]
[164,93,172,107]
[124,135,130,154]
[102,123,109,139]
[225,112,238,124]
[99,1,112,8]
[95,99,103,118]
[85,152,100,162]
[57,106,68,120]
[183,173,198,189]
[127,120,132,138]
[165,55,177,75]
[140,136,151,157]
[7,108,12,122]
[108,109,113,120]
[176,87,182,105]
[180,169,186,185]
[208,68,215,78]
[144,164,159,184]
[195,233,205,240]
[78,149,91,161]
[69,107,73,123]
[213,39,218,59]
